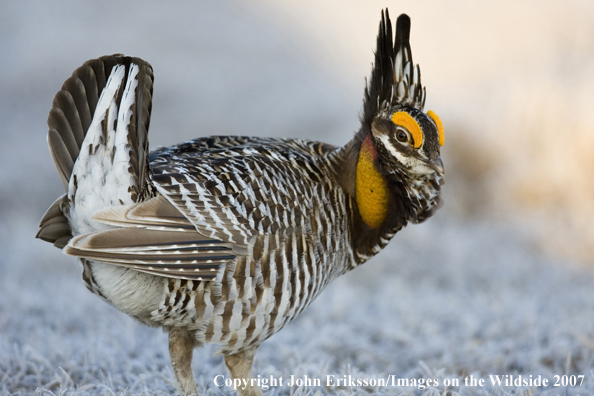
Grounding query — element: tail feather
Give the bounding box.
[61,75,93,134]
[46,55,153,194]
[39,55,155,247]
[47,129,75,190]
[36,194,72,248]
[135,68,153,185]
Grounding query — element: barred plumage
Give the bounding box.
[37,10,444,396]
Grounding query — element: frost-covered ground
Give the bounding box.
[3,215,594,395]
[2,1,594,395]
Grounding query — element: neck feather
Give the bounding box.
[331,131,413,265]
[355,134,389,229]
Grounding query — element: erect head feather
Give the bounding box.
[362,10,426,128]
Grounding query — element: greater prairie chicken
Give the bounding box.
[37,10,444,396]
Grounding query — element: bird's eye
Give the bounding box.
[396,129,410,144]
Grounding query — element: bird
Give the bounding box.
[36,9,444,396]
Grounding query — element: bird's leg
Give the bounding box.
[169,327,199,396]
[224,346,263,396]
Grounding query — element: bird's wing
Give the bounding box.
[64,195,241,280]
[149,139,337,245]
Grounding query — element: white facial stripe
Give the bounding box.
[376,133,399,157]
[375,134,433,175]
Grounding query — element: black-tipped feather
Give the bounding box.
[394,14,411,63]
[362,11,424,127]
[363,10,394,127]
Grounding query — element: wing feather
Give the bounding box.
[64,228,232,280]
[63,195,241,280]
[92,195,194,229]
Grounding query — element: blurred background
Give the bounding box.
[2,0,594,394]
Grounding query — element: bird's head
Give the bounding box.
[371,106,444,178]
[355,10,444,228]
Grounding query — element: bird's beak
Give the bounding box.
[430,156,445,175]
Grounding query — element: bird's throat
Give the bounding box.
[356,135,389,229]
